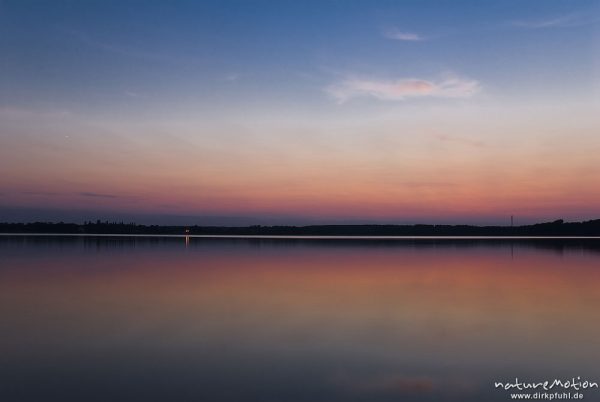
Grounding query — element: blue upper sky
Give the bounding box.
[2,0,597,113]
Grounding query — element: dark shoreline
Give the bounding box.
[1,218,600,237]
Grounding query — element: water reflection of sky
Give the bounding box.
[1,236,599,402]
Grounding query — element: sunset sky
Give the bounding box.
[1,0,599,225]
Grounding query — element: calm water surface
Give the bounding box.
[1,236,599,401]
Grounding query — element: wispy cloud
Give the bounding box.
[20,191,121,199]
[59,28,177,63]
[512,12,598,29]
[21,191,60,196]
[402,181,456,189]
[224,73,240,82]
[78,192,118,199]
[0,106,72,119]
[432,133,485,148]
[124,90,141,98]
[383,28,425,41]
[326,75,480,103]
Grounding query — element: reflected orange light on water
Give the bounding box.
[1,238,599,401]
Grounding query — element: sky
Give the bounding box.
[1,0,599,225]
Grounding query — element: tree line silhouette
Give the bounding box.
[1,218,600,236]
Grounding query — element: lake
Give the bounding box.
[1,235,599,401]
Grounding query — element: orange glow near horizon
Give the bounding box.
[1,101,599,223]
